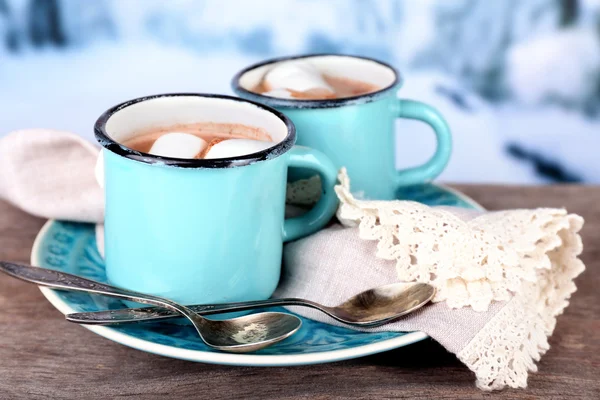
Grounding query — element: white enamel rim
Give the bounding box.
[31,187,483,366]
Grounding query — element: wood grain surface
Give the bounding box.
[0,185,598,399]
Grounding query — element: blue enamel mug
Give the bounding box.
[94,93,338,305]
[233,54,452,200]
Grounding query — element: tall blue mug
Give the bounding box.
[94,94,338,305]
[233,54,452,200]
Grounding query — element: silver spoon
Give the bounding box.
[66,282,436,327]
[0,262,301,353]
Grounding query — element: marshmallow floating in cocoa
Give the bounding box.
[264,61,334,98]
[262,88,293,99]
[204,139,273,159]
[148,132,207,159]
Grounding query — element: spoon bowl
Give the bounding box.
[202,312,301,352]
[327,282,436,326]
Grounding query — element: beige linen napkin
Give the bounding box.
[0,130,585,391]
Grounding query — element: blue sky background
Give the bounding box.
[1,0,599,184]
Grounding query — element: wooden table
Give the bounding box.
[0,186,598,399]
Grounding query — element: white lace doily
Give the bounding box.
[331,168,585,390]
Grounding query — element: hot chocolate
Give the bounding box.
[251,61,380,100]
[123,122,274,159]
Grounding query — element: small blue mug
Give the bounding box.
[233,54,452,200]
[94,93,338,305]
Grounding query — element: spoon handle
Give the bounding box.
[66,297,313,325]
[0,261,197,322]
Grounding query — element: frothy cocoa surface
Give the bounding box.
[253,74,380,100]
[123,122,273,156]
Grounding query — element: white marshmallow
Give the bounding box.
[95,151,104,189]
[148,132,207,159]
[262,88,293,99]
[204,139,273,159]
[264,61,334,95]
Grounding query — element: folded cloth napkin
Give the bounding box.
[0,130,585,391]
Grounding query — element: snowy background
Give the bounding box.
[1,0,599,184]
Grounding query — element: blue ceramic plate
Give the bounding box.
[31,184,482,366]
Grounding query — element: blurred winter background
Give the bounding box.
[0,0,599,184]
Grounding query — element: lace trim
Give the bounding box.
[458,212,584,390]
[335,168,584,311]
[334,168,585,390]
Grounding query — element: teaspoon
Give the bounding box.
[67,282,436,327]
[0,262,301,353]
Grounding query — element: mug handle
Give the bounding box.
[394,99,452,186]
[283,146,338,242]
